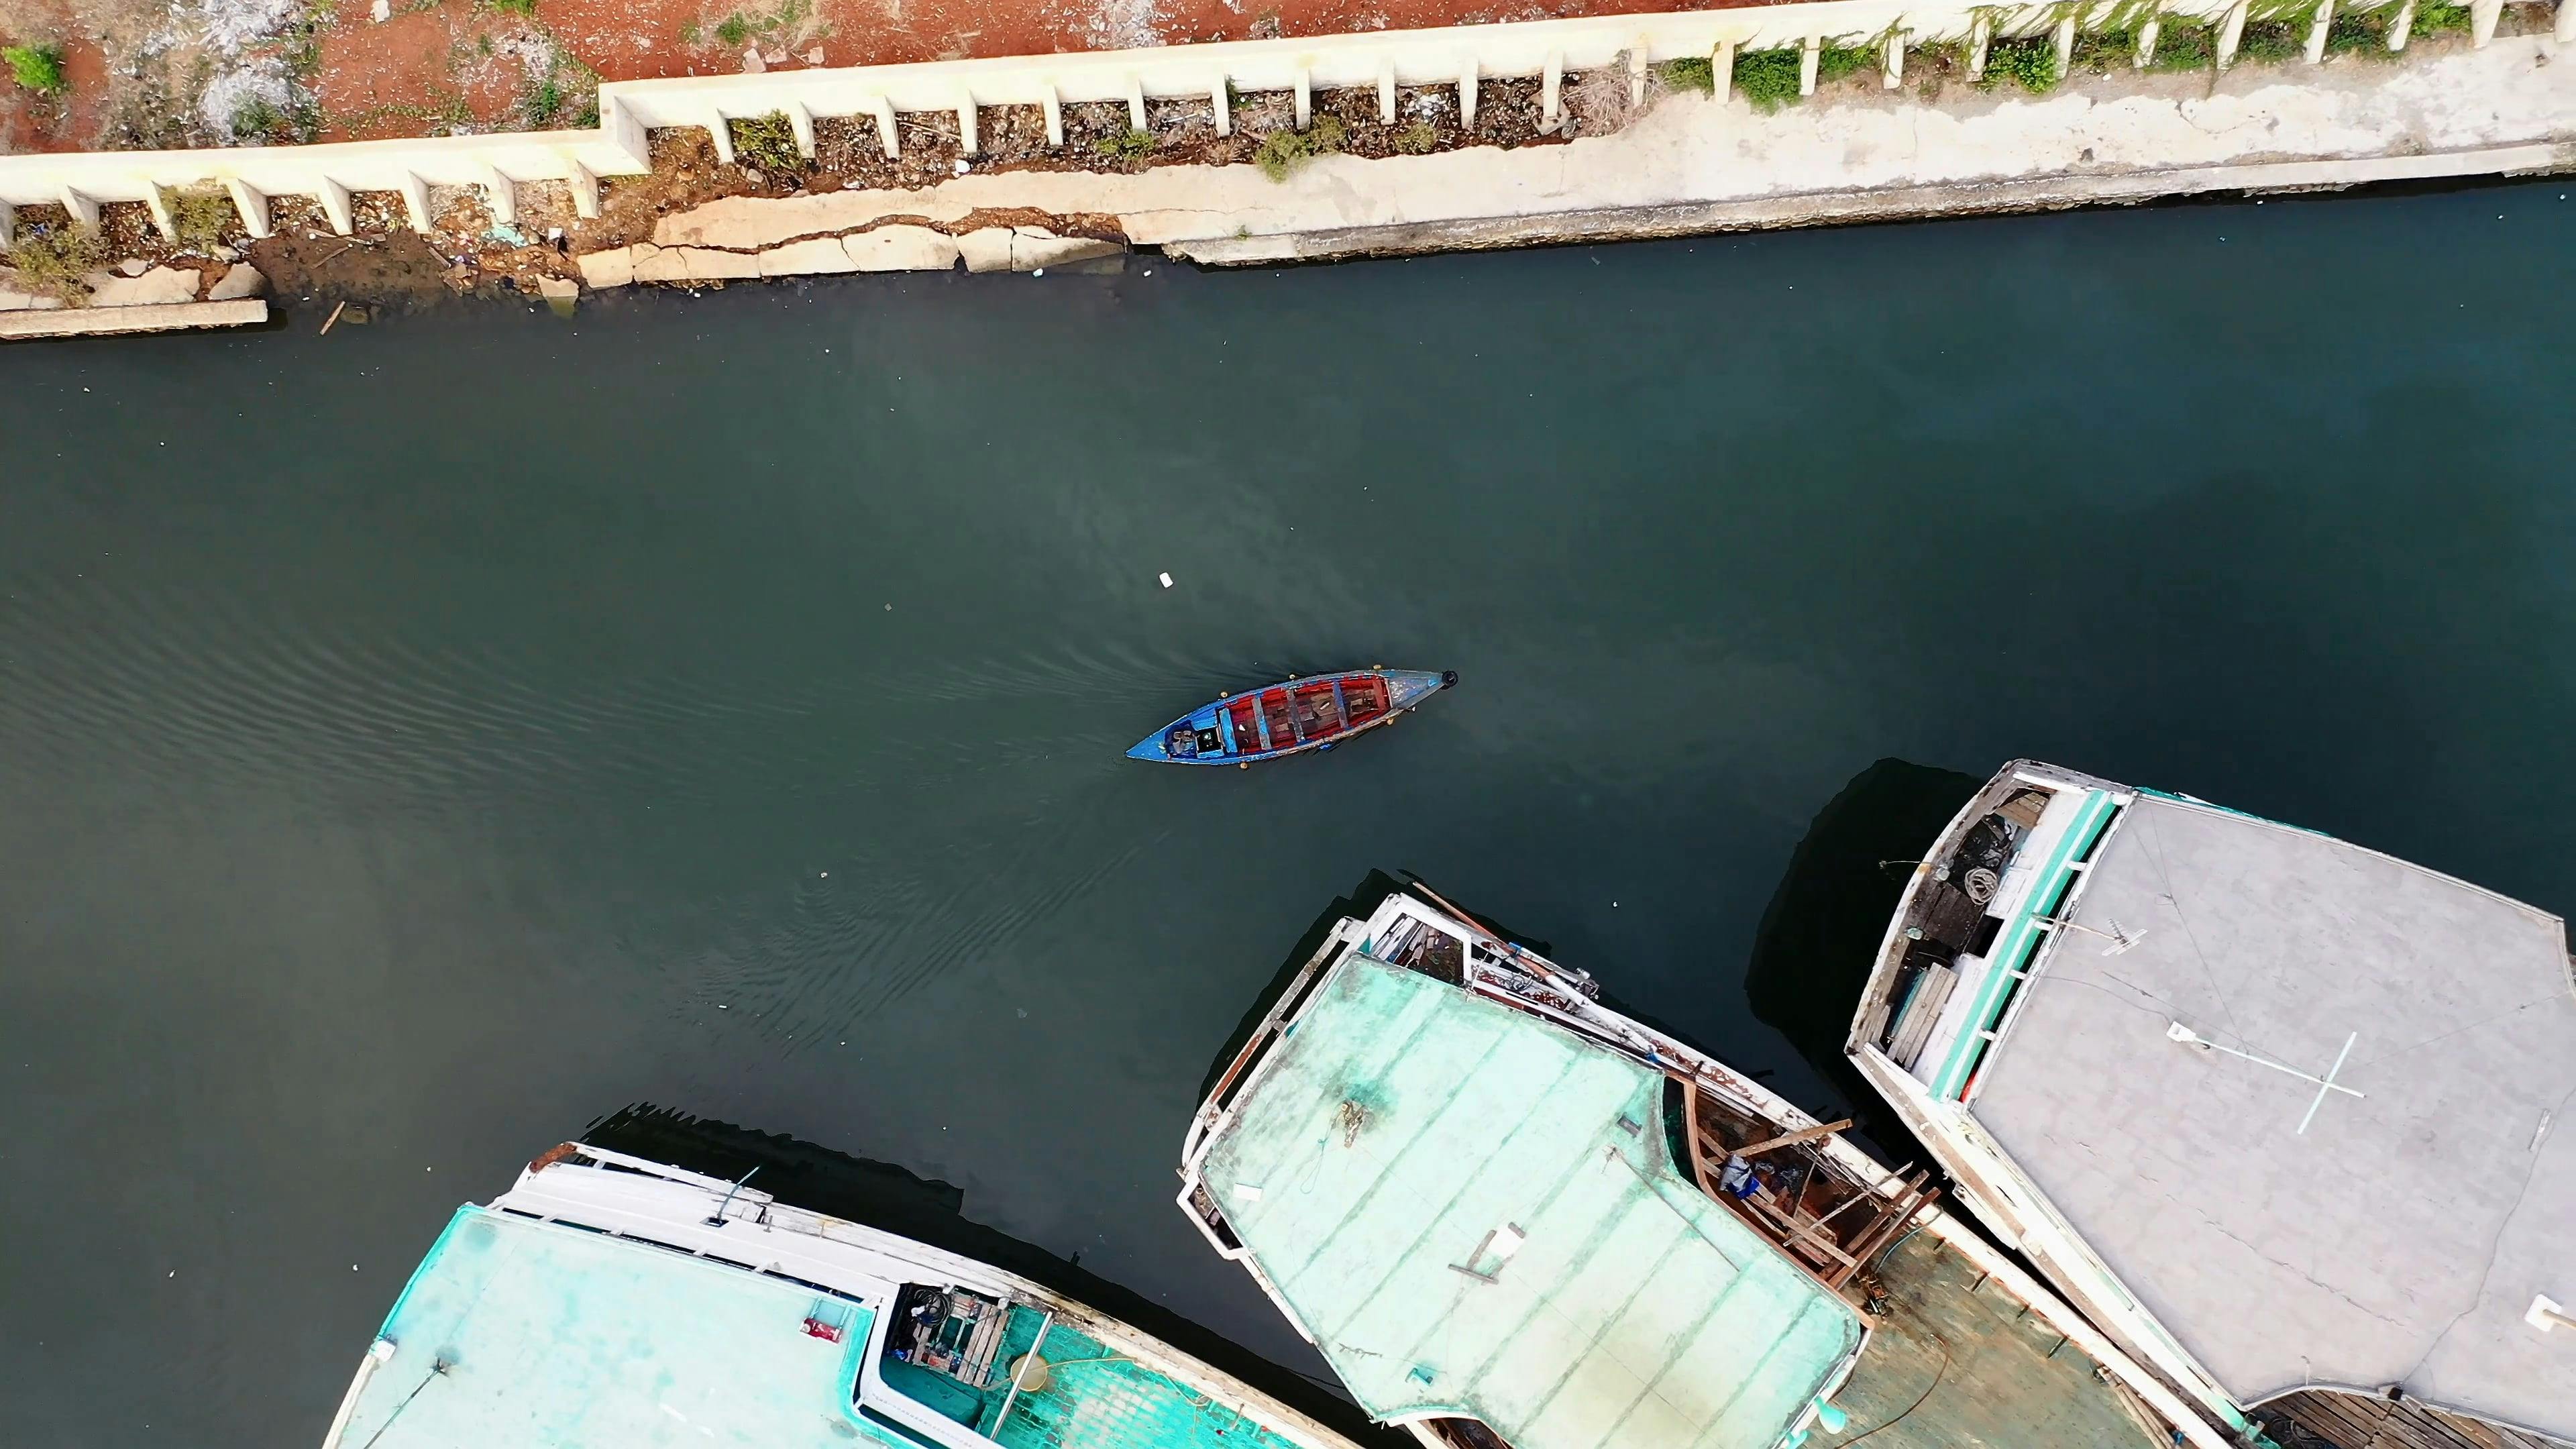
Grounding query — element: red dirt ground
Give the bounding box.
[355,0,1743,88]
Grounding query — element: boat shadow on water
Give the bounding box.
[1743,758,1983,1145]
[580,1104,1413,1449]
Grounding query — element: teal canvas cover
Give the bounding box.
[1199,960,1862,1449]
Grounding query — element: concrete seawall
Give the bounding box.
[1,0,2569,323]
[580,34,2572,284]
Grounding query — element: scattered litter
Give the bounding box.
[370,0,387,17]
[804,46,824,64]
[485,223,527,247]
[318,299,347,334]
[1142,269,1151,276]
[953,159,971,176]
[1159,572,1174,588]
[1032,267,1044,276]
[741,46,765,73]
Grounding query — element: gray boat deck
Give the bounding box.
[1970,794,2576,1440]
[1817,1228,2163,1449]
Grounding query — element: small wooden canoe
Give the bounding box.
[1126,669,1456,765]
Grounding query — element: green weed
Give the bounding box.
[2235,18,2306,62]
[1393,119,1437,153]
[3,42,66,95]
[1095,125,1153,162]
[2412,1,2471,37]
[1816,42,1874,85]
[1652,56,1714,94]
[5,224,104,304]
[730,110,802,172]
[2146,20,2216,70]
[484,0,537,14]
[167,186,235,249]
[2322,8,2398,55]
[1980,36,2061,93]
[1732,46,1804,112]
[714,12,751,46]
[525,76,563,125]
[2070,24,2139,72]
[1307,113,1346,153]
[1253,129,1309,181]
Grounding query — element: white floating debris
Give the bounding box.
[1159,572,1175,588]
[953,159,971,176]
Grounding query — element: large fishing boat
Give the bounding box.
[1848,761,2576,1448]
[320,1143,1377,1449]
[1177,883,2233,1449]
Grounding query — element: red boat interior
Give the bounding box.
[1226,674,1393,753]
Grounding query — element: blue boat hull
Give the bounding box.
[1127,669,1456,765]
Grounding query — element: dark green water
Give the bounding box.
[6,182,2575,1446]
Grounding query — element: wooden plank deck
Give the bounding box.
[1813,1228,2163,1449]
[2261,1390,2561,1449]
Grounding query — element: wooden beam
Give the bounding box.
[1735,1118,1853,1157]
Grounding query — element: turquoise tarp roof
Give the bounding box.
[344,1205,875,1448]
[1201,959,1860,1449]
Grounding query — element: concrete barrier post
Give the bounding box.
[400,172,433,231]
[566,162,600,219]
[1799,34,1821,94]
[0,200,14,248]
[871,97,899,158]
[2216,0,2249,65]
[1293,67,1311,127]
[225,178,272,237]
[1126,75,1147,129]
[2304,0,2333,59]
[2469,0,2500,44]
[2558,0,2575,43]
[1716,39,1735,100]
[1212,79,1232,136]
[706,111,737,164]
[1626,45,1648,106]
[1968,13,1992,78]
[600,94,647,168]
[1040,86,1064,145]
[2052,15,2075,73]
[1542,52,1562,122]
[484,166,517,225]
[316,178,355,236]
[2389,0,2415,46]
[1882,29,1904,88]
[2137,17,2161,64]
[957,97,979,154]
[143,184,179,242]
[59,185,100,231]
[786,100,816,157]
[1459,60,1479,129]
[1377,61,1396,123]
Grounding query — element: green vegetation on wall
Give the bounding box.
[1733,46,1805,112]
[1980,35,2061,93]
[2147,19,2218,70]
[1652,56,1715,94]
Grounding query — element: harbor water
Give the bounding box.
[4,181,2575,1446]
